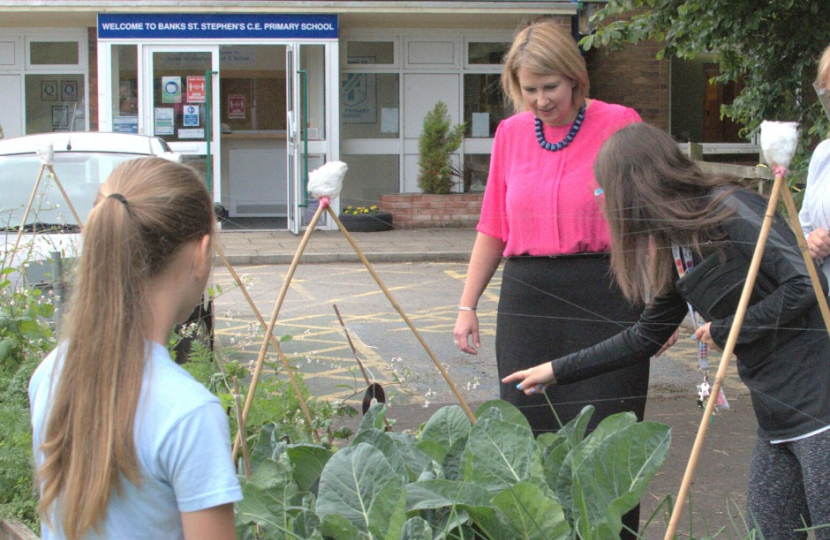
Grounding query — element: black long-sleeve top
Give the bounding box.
[551,188,830,441]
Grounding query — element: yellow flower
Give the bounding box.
[370,205,378,211]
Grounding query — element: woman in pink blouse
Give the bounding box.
[453,18,649,537]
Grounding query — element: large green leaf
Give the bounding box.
[557,405,594,448]
[236,458,300,539]
[321,514,363,540]
[286,443,333,493]
[474,399,531,431]
[354,428,407,478]
[556,412,637,512]
[405,479,492,511]
[461,418,543,492]
[492,481,571,540]
[291,509,320,537]
[401,517,433,540]
[357,402,389,436]
[388,431,437,481]
[572,422,672,538]
[416,405,472,463]
[316,442,405,539]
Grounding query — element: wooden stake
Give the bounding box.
[664,172,785,539]
[215,243,320,461]
[46,164,83,229]
[9,164,47,261]
[333,303,392,431]
[233,376,252,479]
[779,186,830,335]
[326,207,477,424]
[231,203,326,459]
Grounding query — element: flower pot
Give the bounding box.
[338,211,394,232]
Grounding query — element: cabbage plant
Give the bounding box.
[236,400,671,540]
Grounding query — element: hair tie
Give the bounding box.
[108,193,129,207]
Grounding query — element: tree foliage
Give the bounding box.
[582,0,830,181]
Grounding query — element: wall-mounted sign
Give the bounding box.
[162,77,181,103]
[228,95,246,119]
[98,13,338,40]
[187,76,206,103]
[183,105,200,127]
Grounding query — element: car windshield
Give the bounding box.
[0,152,147,229]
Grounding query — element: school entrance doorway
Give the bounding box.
[97,14,340,233]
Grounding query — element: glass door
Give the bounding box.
[144,45,220,201]
[286,43,329,234]
[286,44,300,233]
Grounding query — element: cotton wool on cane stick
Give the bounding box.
[308,160,348,202]
[760,121,798,170]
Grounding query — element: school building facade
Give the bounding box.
[0,1,751,232]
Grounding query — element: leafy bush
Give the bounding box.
[0,266,57,532]
[417,101,466,195]
[236,400,671,539]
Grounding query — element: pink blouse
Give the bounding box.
[477,100,642,257]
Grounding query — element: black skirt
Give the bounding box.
[497,255,651,435]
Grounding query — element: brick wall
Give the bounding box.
[88,27,98,131]
[586,37,669,130]
[379,193,483,229]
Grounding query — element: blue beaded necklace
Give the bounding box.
[535,103,586,152]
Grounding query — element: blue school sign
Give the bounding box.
[98,13,338,40]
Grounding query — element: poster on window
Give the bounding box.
[187,76,206,103]
[41,81,58,101]
[52,106,68,128]
[162,77,182,104]
[154,108,175,135]
[341,73,376,124]
[228,95,246,119]
[61,81,78,102]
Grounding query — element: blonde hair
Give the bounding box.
[817,44,830,89]
[501,18,589,113]
[37,158,214,540]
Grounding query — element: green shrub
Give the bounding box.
[417,101,466,195]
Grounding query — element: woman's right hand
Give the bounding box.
[807,228,830,260]
[454,310,481,355]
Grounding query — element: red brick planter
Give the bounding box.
[378,193,483,229]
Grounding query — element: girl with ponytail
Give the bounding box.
[29,157,241,540]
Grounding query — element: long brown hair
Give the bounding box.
[595,123,739,303]
[501,18,589,114]
[37,157,214,539]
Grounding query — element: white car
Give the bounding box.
[0,132,209,360]
[0,132,180,283]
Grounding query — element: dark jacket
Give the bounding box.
[551,189,830,441]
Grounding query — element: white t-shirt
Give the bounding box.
[29,341,243,540]
[799,138,830,283]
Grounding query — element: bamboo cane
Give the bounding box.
[779,187,830,335]
[9,164,47,261]
[46,164,83,229]
[333,304,393,431]
[664,172,785,540]
[233,376,252,479]
[214,243,320,459]
[231,204,326,459]
[326,206,477,424]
